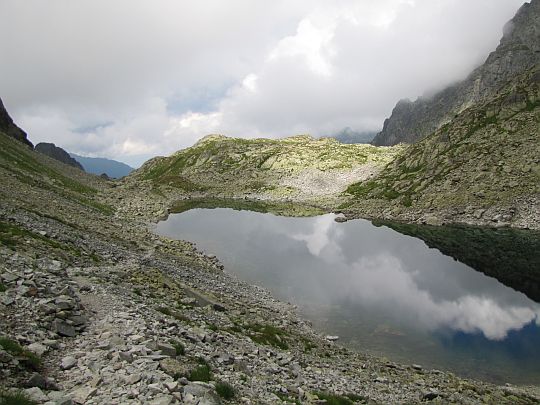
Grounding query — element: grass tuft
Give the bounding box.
[215,381,235,400]
[188,363,212,382]
[0,390,38,405]
[246,323,288,350]
[0,337,41,371]
[170,340,185,356]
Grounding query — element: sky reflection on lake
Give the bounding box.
[156,208,540,383]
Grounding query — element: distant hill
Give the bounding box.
[130,134,402,199]
[327,128,376,144]
[35,142,84,170]
[70,153,134,178]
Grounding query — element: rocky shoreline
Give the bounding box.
[1,134,540,404]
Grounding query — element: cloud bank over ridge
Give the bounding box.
[0,0,526,166]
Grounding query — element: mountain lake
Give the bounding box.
[155,201,540,384]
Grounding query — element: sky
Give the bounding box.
[0,0,527,167]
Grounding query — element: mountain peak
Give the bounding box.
[372,0,540,146]
[35,142,84,171]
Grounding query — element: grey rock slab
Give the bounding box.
[25,387,49,402]
[61,356,77,370]
[183,382,214,397]
[148,382,164,394]
[164,381,180,392]
[0,349,14,363]
[156,342,177,357]
[52,319,77,337]
[2,296,15,306]
[119,351,134,363]
[54,399,73,405]
[67,315,87,326]
[199,392,222,405]
[70,387,97,404]
[2,272,19,283]
[27,342,48,356]
[55,296,75,310]
[148,395,174,405]
[27,372,49,389]
[125,372,142,385]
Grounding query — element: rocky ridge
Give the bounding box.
[344,66,540,229]
[372,0,540,146]
[35,143,84,171]
[2,123,539,403]
[0,97,33,148]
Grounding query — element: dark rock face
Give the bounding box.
[35,143,85,170]
[0,97,33,148]
[373,0,540,146]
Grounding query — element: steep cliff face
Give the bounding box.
[0,97,33,148]
[372,0,540,146]
[35,142,85,171]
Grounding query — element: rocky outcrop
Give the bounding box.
[372,0,540,146]
[346,66,540,229]
[0,97,33,148]
[35,143,84,171]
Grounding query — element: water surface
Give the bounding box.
[156,207,540,384]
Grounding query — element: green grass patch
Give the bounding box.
[0,282,6,292]
[0,390,38,405]
[170,340,185,356]
[171,198,324,217]
[345,179,378,197]
[215,381,235,400]
[188,363,212,382]
[274,391,301,404]
[156,306,173,316]
[0,337,41,370]
[246,323,288,350]
[401,194,413,207]
[0,133,114,215]
[300,337,317,353]
[0,221,63,250]
[156,306,192,323]
[155,175,205,191]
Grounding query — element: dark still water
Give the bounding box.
[156,206,540,384]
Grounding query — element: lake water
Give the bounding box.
[156,205,540,384]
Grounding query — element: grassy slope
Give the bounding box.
[131,134,402,200]
[0,132,112,216]
[345,67,540,212]
[0,132,121,262]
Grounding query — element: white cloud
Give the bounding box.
[342,255,540,340]
[269,17,336,77]
[0,0,526,165]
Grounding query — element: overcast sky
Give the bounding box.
[0,0,526,166]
